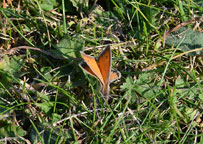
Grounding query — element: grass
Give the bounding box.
[0,0,203,143]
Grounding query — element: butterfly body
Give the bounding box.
[79,46,120,96]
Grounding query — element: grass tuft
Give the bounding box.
[0,0,202,143]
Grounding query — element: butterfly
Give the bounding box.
[79,46,121,96]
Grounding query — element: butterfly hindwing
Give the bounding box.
[110,70,121,82]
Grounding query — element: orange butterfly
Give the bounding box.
[79,46,121,96]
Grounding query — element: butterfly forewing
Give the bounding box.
[97,46,111,85]
[80,52,104,84]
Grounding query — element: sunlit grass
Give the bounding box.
[0,0,202,143]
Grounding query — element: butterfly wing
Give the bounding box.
[79,63,97,78]
[80,51,104,84]
[80,46,120,97]
[97,46,111,85]
[110,70,121,82]
[97,46,111,95]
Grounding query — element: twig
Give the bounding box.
[53,108,109,126]
[1,46,67,60]
[143,47,203,71]
[157,16,202,47]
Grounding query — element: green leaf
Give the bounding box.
[30,123,73,143]
[40,0,57,11]
[120,77,134,91]
[0,55,25,74]
[175,76,187,88]
[0,56,24,88]
[40,66,52,80]
[185,107,197,121]
[37,102,54,113]
[166,27,203,56]
[135,73,159,99]
[0,120,26,138]
[39,92,50,101]
[121,73,158,105]
[199,93,203,101]
[120,77,137,104]
[70,0,89,11]
[136,72,155,85]
[144,7,159,27]
[0,70,14,88]
[51,113,61,123]
[51,36,83,59]
[95,10,120,28]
